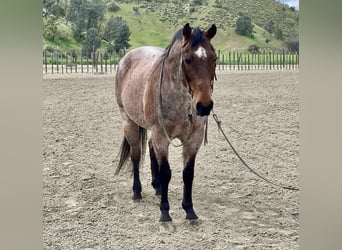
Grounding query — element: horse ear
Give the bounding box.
[183,23,192,41]
[206,24,217,39]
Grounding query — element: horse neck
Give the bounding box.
[162,43,186,91]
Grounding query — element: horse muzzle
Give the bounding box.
[196,100,213,116]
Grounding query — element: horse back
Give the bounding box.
[115,46,164,127]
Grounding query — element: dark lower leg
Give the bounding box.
[149,142,161,195]
[159,158,172,222]
[182,158,198,220]
[132,159,142,200]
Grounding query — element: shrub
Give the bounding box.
[235,15,254,37]
[107,1,120,12]
[284,36,299,53]
[274,28,283,40]
[248,44,260,53]
[265,20,275,33]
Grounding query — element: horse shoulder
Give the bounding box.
[143,74,159,127]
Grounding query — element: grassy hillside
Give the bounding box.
[43,0,298,54]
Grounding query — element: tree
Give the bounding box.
[103,16,131,54]
[82,28,101,57]
[235,15,254,37]
[66,0,105,41]
[43,0,65,18]
[192,0,203,5]
[274,27,283,40]
[43,15,58,41]
[107,1,120,12]
[265,19,275,34]
[284,36,299,53]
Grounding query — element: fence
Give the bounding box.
[43,49,299,74]
[42,50,121,74]
[215,50,299,71]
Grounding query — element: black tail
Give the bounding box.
[115,127,147,175]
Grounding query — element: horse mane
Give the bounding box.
[164,28,183,56]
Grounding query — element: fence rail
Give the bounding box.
[43,49,299,74]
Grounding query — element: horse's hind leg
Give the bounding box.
[124,121,143,200]
[148,139,161,195]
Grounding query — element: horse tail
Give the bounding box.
[115,126,147,175]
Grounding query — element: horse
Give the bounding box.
[114,23,217,222]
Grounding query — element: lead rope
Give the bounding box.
[212,112,299,191]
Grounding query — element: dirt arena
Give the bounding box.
[43,70,299,249]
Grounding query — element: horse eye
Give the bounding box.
[184,58,191,64]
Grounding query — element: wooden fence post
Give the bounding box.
[297,52,299,69]
[75,54,77,73]
[66,54,68,73]
[233,51,235,70]
[100,53,103,73]
[269,52,272,70]
[44,50,47,74]
[277,53,279,70]
[228,51,231,70]
[61,53,64,73]
[96,52,99,73]
[92,48,95,73]
[70,53,73,73]
[81,54,83,73]
[86,57,88,73]
[114,54,117,72]
[272,52,275,70]
[247,52,250,70]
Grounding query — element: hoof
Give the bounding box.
[185,209,198,220]
[132,192,142,200]
[160,211,172,222]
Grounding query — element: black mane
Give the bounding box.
[165,28,183,54]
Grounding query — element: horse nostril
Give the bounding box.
[196,101,214,116]
[208,100,214,110]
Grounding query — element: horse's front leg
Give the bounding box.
[159,155,172,222]
[148,139,161,195]
[151,132,172,222]
[181,124,205,220]
[182,154,198,220]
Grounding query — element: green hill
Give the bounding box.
[43,0,299,54]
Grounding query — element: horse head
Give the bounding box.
[181,23,217,116]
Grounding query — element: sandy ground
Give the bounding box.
[43,70,299,249]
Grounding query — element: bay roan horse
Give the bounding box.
[114,23,217,222]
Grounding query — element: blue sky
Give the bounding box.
[277,0,299,10]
